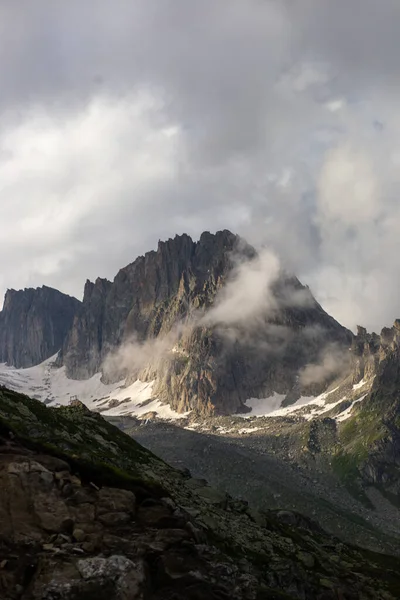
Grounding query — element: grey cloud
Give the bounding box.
[1,1,400,332]
[292,0,400,90]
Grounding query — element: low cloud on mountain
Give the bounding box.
[202,249,281,328]
[300,343,352,387]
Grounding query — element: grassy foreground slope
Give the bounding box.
[0,386,399,599]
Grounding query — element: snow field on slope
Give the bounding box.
[0,356,188,420]
[236,384,368,422]
[0,356,369,424]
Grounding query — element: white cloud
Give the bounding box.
[202,249,281,327]
[300,343,350,386]
[0,93,180,297]
[317,144,380,226]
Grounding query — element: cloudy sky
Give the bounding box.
[1,0,400,331]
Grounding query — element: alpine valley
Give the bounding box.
[1,230,400,599]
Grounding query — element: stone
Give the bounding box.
[34,491,73,533]
[61,483,73,498]
[72,528,86,542]
[245,507,266,527]
[82,534,103,553]
[229,499,249,513]
[77,555,132,580]
[8,459,48,475]
[193,485,228,508]
[161,497,177,511]
[186,478,209,490]
[68,489,94,505]
[179,505,200,519]
[185,521,207,543]
[96,487,136,516]
[36,455,71,473]
[297,551,315,569]
[97,512,131,527]
[76,556,147,599]
[197,514,219,531]
[276,510,297,526]
[55,533,72,545]
[69,503,96,524]
[40,470,54,485]
[137,504,185,529]
[320,578,336,589]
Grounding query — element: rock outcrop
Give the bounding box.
[58,230,352,415]
[0,286,81,368]
[58,231,248,379]
[0,386,399,599]
[149,278,352,414]
[340,324,400,484]
[309,320,400,499]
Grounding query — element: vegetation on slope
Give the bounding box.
[0,386,400,598]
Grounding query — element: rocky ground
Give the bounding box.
[117,414,400,557]
[1,387,400,599]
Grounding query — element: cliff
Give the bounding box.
[58,231,352,415]
[0,286,80,368]
[335,320,400,494]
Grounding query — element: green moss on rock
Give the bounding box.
[0,387,171,495]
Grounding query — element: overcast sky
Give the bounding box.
[1,0,400,331]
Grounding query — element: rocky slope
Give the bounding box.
[111,320,400,560]
[333,321,400,497]
[277,319,400,501]
[124,417,400,557]
[0,286,80,368]
[57,230,351,415]
[1,386,400,599]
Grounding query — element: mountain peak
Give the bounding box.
[0,230,352,413]
[0,286,81,368]
[55,230,350,413]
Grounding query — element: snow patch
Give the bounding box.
[237,393,286,417]
[184,422,201,431]
[353,379,367,390]
[336,395,367,422]
[0,357,188,420]
[238,386,343,420]
[237,427,261,435]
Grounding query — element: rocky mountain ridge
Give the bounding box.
[0,230,353,416]
[2,230,350,416]
[0,230,399,423]
[58,230,241,380]
[335,320,400,495]
[0,286,81,369]
[115,320,400,563]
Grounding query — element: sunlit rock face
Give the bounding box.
[57,230,351,415]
